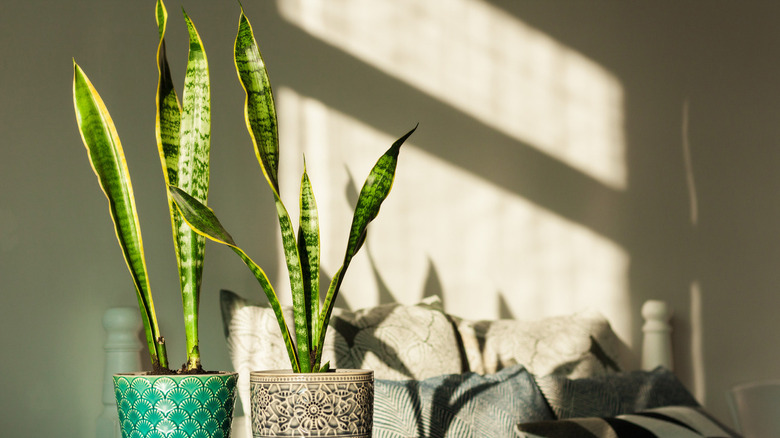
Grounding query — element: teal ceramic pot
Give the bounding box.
[113,371,238,438]
[250,369,373,437]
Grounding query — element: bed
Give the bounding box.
[212,291,738,437]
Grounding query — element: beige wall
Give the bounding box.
[2,0,779,435]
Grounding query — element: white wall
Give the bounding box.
[2,0,779,434]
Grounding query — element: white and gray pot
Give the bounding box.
[250,369,373,437]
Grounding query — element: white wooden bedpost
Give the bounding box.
[641,300,673,371]
[96,307,143,438]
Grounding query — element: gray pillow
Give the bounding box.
[374,365,555,438]
[534,367,700,419]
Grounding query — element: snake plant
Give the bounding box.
[169,9,417,373]
[73,0,210,373]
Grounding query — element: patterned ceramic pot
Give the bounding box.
[113,371,238,438]
[250,369,373,437]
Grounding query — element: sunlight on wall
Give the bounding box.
[277,0,626,190]
[276,87,630,343]
[684,100,705,402]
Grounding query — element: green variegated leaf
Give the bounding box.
[180,8,210,206]
[155,0,181,190]
[315,125,416,363]
[346,126,416,258]
[73,62,168,370]
[173,7,211,371]
[234,8,279,194]
[234,9,311,372]
[155,0,201,371]
[275,195,310,372]
[298,163,320,357]
[168,186,234,246]
[169,185,300,372]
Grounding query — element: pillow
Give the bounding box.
[374,365,555,438]
[453,310,624,377]
[535,367,700,419]
[220,290,464,417]
[515,406,741,438]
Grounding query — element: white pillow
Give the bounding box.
[454,310,623,378]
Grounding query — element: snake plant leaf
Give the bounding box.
[234,8,279,194]
[233,9,312,372]
[298,163,320,355]
[168,185,301,372]
[155,0,181,190]
[277,197,310,372]
[73,62,168,370]
[345,125,416,259]
[168,186,234,246]
[179,8,210,206]
[171,7,211,371]
[315,125,417,362]
[155,0,199,370]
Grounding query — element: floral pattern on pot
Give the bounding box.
[113,372,238,438]
[250,369,373,437]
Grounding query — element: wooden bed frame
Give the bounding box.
[94,299,674,438]
[641,299,674,372]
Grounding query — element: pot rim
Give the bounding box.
[250,368,373,375]
[113,370,238,377]
[249,369,374,383]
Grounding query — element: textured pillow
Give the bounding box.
[374,365,555,438]
[535,367,700,419]
[515,405,740,437]
[220,290,463,417]
[454,310,623,377]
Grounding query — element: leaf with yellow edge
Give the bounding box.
[169,185,300,372]
[73,62,168,370]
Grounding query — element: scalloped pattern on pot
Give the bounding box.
[250,370,373,437]
[113,373,238,438]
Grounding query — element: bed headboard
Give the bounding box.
[641,300,673,371]
[95,300,674,438]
